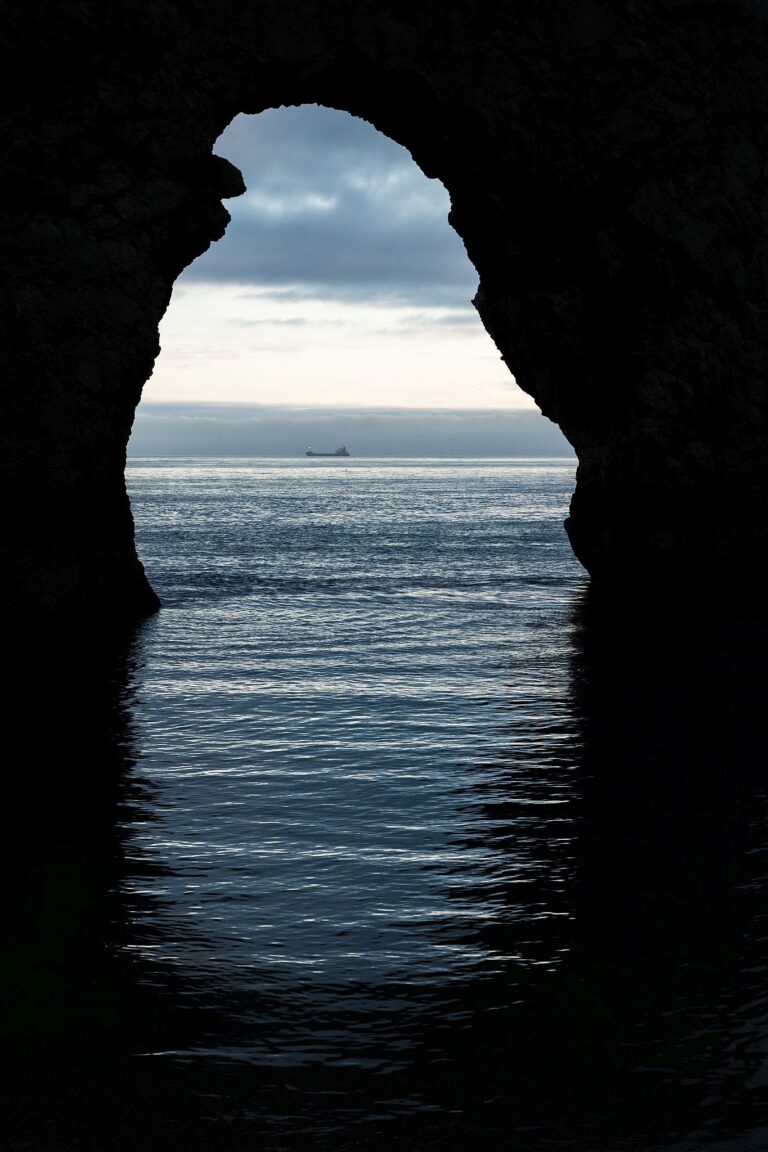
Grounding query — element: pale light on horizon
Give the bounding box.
[145,283,536,410]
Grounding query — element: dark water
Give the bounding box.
[3,458,767,1151]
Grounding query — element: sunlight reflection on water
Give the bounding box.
[3,459,765,1152]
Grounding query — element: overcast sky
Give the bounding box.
[143,105,536,411]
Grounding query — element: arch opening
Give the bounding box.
[4,1,765,622]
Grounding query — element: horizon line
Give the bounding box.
[127,452,577,460]
[135,401,545,414]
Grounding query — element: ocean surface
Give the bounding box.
[4,458,768,1152]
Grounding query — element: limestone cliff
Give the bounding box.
[1,0,766,616]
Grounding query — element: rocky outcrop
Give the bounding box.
[1,1,767,617]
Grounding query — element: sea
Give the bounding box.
[3,457,768,1152]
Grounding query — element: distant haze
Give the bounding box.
[128,404,573,458]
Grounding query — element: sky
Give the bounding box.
[131,104,571,455]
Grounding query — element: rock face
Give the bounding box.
[2,1,767,618]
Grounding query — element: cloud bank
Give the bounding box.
[128,404,573,458]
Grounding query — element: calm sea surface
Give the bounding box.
[4,458,767,1152]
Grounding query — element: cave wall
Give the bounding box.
[1,0,767,617]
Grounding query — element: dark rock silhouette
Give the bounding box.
[1,1,767,617]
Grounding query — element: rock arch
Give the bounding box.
[2,1,767,618]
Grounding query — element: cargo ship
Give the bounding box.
[305,445,350,457]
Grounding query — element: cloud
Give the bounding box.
[182,105,478,308]
[128,404,574,459]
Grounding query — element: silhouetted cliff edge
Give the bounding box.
[1,1,767,618]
